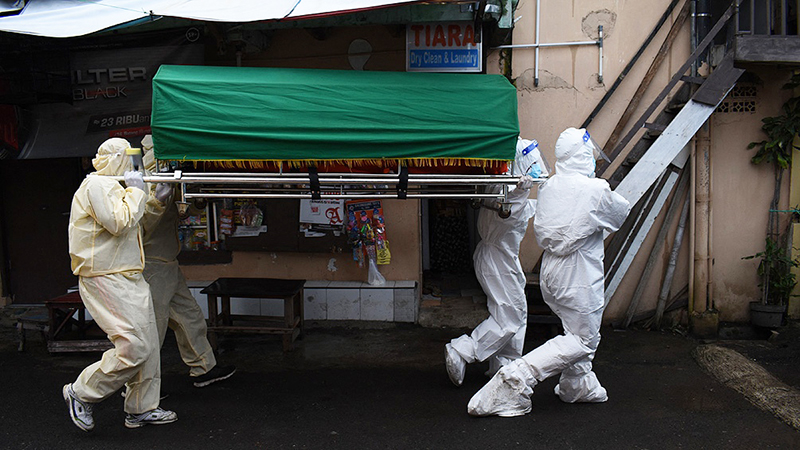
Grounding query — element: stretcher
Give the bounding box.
[134,65,541,217]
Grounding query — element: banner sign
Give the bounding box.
[406,22,482,73]
[17,38,202,159]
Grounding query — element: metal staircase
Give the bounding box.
[525,1,748,327]
[593,1,746,305]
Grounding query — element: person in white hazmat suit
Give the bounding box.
[444,138,547,386]
[62,138,177,431]
[137,136,236,388]
[467,127,631,417]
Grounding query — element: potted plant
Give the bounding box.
[745,73,800,327]
[743,236,799,327]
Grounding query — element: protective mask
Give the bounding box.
[529,163,542,179]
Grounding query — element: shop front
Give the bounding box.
[0,2,521,326]
[145,63,521,324]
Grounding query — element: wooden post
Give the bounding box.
[623,169,690,327]
[601,0,692,166]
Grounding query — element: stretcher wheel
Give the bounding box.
[498,202,512,219]
[470,199,482,210]
[175,201,191,219]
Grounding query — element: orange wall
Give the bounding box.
[498,0,790,323]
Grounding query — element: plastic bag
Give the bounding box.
[239,202,264,227]
[367,258,386,286]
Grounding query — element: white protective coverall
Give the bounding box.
[468,127,631,417]
[139,144,217,377]
[68,138,162,415]
[446,139,544,385]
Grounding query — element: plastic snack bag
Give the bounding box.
[367,258,386,286]
[372,208,391,265]
[240,201,264,227]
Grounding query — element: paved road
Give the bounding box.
[1,322,799,449]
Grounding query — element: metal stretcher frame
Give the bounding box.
[122,169,543,217]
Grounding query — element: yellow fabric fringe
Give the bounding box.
[175,157,511,171]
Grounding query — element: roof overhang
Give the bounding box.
[0,0,435,38]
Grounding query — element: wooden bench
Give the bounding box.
[201,278,305,352]
[45,292,113,353]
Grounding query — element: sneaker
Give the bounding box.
[467,366,534,418]
[445,343,466,387]
[192,365,236,388]
[62,384,94,432]
[124,407,178,428]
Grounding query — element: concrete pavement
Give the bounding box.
[1,312,799,449]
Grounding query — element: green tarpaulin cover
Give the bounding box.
[151,65,518,169]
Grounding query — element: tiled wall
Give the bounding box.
[188,280,418,323]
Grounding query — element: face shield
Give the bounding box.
[513,138,551,178]
[583,130,610,163]
[126,147,144,172]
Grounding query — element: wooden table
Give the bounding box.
[201,278,305,351]
[45,292,113,353]
[16,309,48,352]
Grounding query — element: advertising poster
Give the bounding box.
[299,199,345,226]
[14,35,203,159]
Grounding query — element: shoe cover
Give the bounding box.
[445,343,466,386]
[484,355,512,377]
[554,370,608,403]
[467,363,534,417]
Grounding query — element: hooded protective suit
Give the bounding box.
[446,162,537,385]
[139,143,217,377]
[67,138,163,415]
[468,127,630,417]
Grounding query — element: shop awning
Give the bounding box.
[0,0,422,38]
[151,65,519,169]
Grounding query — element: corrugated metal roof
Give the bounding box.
[0,1,424,38]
